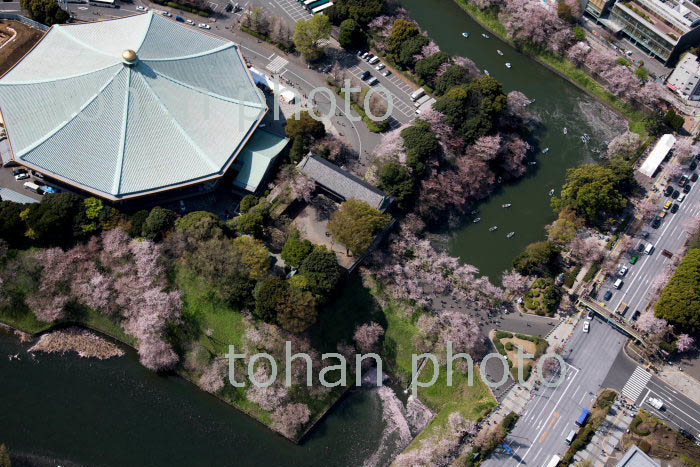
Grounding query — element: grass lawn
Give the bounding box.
[381,301,422,382]
[453,0,648,138]
[0,309,52,334]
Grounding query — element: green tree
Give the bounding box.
[175,211,223,242]
[645,109,667,136]
[294,15,332,62]
[387,19,420,56]
[253,276,288,323]
[141,206,176,241]
[573,26,586,41]
[277,286,318,333]
[397,35,428,69]
[655,249,700,333]
[0,444,9,467]
[664,109,685,132]
[635,67,649,81]
[513,241,560,277]
[239,195,258,214]
[0,201,28,248]
[22,192,82,247]
[327,0,383,26]
[281,230,313,268]
[415,51,450,84]
[21,0,68,25]
[285,110,326,140]
[377,161,416,209]
[289,136,306,164]
[401,121,440,175]
[299,246,342,296]
[434,64,472,95]
[552,164,633,227]
[232,210,265,238]
[232,236,271,280]
[328,199,391,256]
[557,2,574,23]
[546,208,583,245]
[220,273,256,309]
[339,19,363,49]
[128,210,149,237]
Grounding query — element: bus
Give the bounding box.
[306,0,328,9]
[311,1,333,13]
[89,0,118,7]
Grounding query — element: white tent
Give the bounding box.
[639,134,676,177]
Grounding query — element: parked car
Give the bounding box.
[367,76,379,86]
[375,63,385,70]
[679,429,695,440]
[583,321,590,333]
[652,217,661,229]
[678,193,686,203]
[186,19,195,25]
[683,183,691,193]
[364,54,374,62]
[360,70,371,80]
[672,189,680,199]
[11,168,26,176]
[136,5,147,10]
[629,255,639,264]
[664,185,674,196]
[671,203,679,213]
[368,56,380,65]
[361,52,370,59]
[198,23,211,29]
[618,266,628,276]
[604,290,613,300]
[383,69,391,76]
[613,278,623,289]
[679,175,688,187]
[640,231,649,239]
[659,211,667,219]
[691,173,699,182]
[690,161,698,171]
[663,200,673,210]
[357,50,367,57]
[175,16,184,22]
[14,172,29,181]
[647,397,664,410]
[160,11,172,16]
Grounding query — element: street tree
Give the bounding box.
[294,15,332,62]
[328,199,391,256]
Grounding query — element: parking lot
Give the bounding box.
[598,157,700,320]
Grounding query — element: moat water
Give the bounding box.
[1,2,627,465]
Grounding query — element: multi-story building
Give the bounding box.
[587,0,700,65]
[666,52,700,99]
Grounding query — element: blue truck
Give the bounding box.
[576,408,591,426]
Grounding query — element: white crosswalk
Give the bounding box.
[266,56,289,74]
[621,366,651,402]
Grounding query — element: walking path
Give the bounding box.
[573,397,635,467]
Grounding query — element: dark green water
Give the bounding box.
[400,0,626,281]
[0,3,628,466]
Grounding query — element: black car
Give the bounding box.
[637,243,645,252]
[360,71,371,80]
[604,291,613,300]
[679,428,695,440]
[692,173,699,182]
[652,217,662,229]
[671,203,679,213]
[684,183,692,194]
[664,185,674,196]
[691,161,698,171]
[11,168,27,176]
[641,231,650,239]
[672,189,680,199]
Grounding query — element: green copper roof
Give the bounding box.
[233,130,288,192]
[0,12,267,199]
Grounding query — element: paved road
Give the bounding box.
[599,165,700,320]
[485,317,625,467]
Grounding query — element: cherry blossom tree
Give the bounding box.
[637,81,665,108]
[414,311,486,362]
[499,135,530,178]
[568,234,605,263]
[468,135,501,161]
[138,335,179,371]
[500,0,563,48]
[548,28,574,55]
[502,269,530,296]
[567,42,590,66]
[198,358,228,394]
[415,40,440,60]
[453,56,481,77]
[635,198,658,222]
[636,311,668,336]
[667,160,684,179]
[354,322,385,353]
[672,138,697,164]
[602,66,641,99]
[290,172,316,202]
[585,48,616,76]
[607,131,641,159]
[676,334,695,352]
[683,216,700,235]
[272,402,311,438]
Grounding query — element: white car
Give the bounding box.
[186,19,195,25]
[647,397,664,410]
[14,172,29,181]
[678,193,686,203]
[160,11,172,17]
[583,321,590,333]
[136,5,147,10]
[382,69,391,77]
[375,63,385,71]
[618,266,628,277]
[198,23,211,29]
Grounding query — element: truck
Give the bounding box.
[647,397,664,410]
[23,181,42,194]
[576,408,591,426]
[616,302,629,315]
[546,455,561,467]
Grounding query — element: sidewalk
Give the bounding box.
[573,397,635,467]
[546,313,579,348]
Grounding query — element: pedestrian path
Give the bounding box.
[574,397,635,467]
[266,55,288,74]
[621,366,651,402]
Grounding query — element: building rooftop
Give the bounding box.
[298,153,391,211]
[667,53,700,97]
[640,133,676,177]
[0,186,38,203]
[616,445,660,467]
[232,130,288,193]
[0,12,267,200]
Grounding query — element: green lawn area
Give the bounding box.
[453,0,648,138]
[0,309,52,334]
[381,301,422,382]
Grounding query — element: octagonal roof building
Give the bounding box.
[0,12,270,200]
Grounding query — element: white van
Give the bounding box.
[367,77,379,86]
[644,243,654,255]
[368,56,380,65]
[565,429,577,444]
[23,181,42,194]
[613,279,623,289]
[410,87,426,102]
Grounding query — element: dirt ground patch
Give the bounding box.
[0,20,45,77]
[502,337,537,365]
[623,410,700,466]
